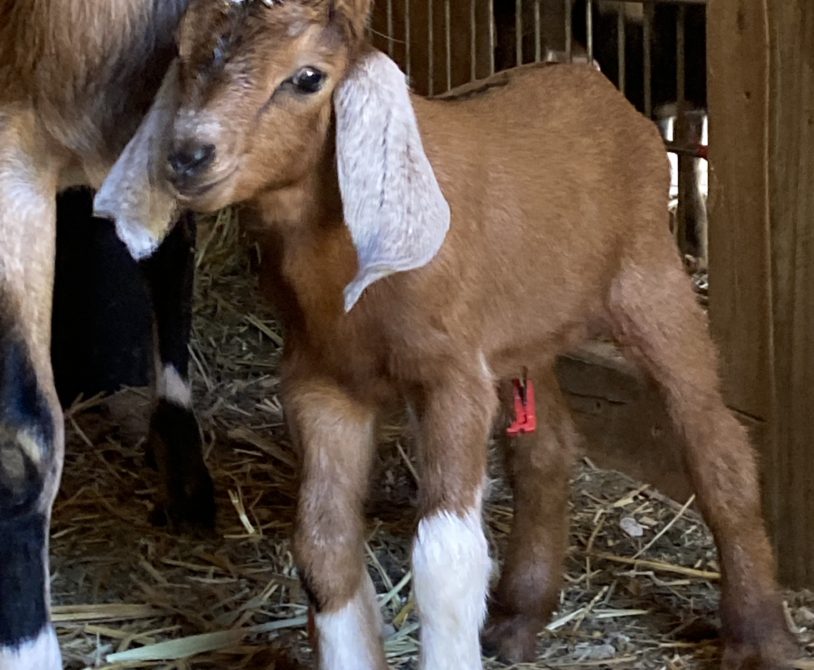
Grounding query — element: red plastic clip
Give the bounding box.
[507,374,537,436]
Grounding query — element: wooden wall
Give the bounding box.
[708,0,814,588]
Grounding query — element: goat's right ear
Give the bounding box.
[334,51,451,312]
[94,61,181,260]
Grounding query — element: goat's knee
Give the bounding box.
[0,326,63,670]
[293,465,387,670]
[285,376,387,670]
[293,487,388,670]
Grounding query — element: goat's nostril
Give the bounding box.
[168,143,216,179]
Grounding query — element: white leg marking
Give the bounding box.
[315,573,387,670]
[157,364,192,408]
[413,501,492,670]
[0,626,61,670]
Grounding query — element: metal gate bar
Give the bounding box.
[370,0,709,262]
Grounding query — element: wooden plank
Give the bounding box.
[709,0,814,587]
[557,345,772,521]
[556,345,693,504]
[706,0,772,423]
[766,0,814,588]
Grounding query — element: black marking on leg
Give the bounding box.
[0,334,54,453]
[0,313,53,517]
[0,513,48,646]
[0,438,41,519]
[147,399,215,531]
[140,213,196,377]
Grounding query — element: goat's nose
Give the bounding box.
[168,143,216,179]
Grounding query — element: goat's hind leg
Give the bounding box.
[483,372,577,664]
[140,212,215,531]
[285,374,388,670]
[0,118,63,670]
[609,254,798,669]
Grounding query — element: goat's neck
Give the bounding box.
[254,138,346,240]
[253,144,357,325]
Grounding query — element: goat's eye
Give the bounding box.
[289,67,325,94]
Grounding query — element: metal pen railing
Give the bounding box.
[371,0,709,261]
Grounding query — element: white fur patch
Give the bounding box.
[412,504,492,670]
[157,365,192,408]
[94,61,181,260]
[477,351,494,384]
[314,574,387,670]
[334,50,450,312]
[0,626,61,670]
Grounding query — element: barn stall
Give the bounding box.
[49,0,814,668]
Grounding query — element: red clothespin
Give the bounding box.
[507,370,537,436]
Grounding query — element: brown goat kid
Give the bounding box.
[102,1,797,668]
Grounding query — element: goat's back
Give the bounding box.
[400,64,673,372]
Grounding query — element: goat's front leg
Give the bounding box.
[410,365,497,670]
[285,376,388,670]
[0,113,63,669]
[139,212,215,531]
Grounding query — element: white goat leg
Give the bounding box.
[412,498,491,670]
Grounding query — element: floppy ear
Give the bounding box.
[334,50,451,312]
[93,61,181,260]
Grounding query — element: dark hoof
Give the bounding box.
[482,612,541,664]
[721,640,801,670]
[146,400,216,533]
[720,598,801,670]
[148,470,216,534]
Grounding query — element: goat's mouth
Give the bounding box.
[171,169,236,206]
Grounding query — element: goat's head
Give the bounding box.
[98,0,450,310]
[166,0,370,211]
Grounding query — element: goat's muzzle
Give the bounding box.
[167,142,216,187]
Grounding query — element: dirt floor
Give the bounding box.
[51,212,814,669]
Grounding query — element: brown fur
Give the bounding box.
[170,2,798,667]
[0,3,192,663]
[0,1,186,169]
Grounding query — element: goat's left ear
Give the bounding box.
[94,61,181,260]
[334,50,451,312]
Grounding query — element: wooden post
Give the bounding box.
[765,0,814,588]
[708,0,814,588]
